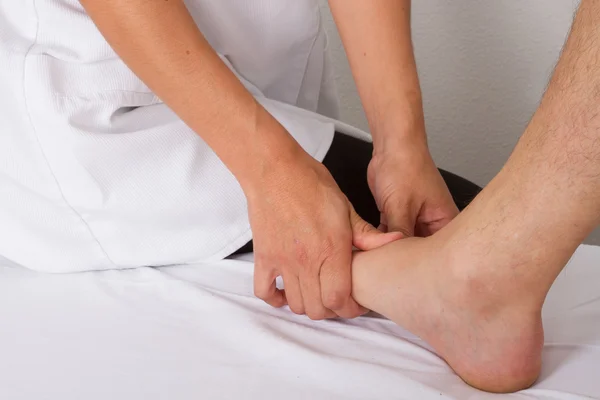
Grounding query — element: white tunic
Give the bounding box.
[0,0,357,272]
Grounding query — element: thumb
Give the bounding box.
[385,203,417,238]
[350,206,403,251]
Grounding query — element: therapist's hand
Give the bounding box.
[367,137,459,237]
[246,151,402,320]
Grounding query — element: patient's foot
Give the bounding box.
[352,237,544,393]
[351,171,585,393]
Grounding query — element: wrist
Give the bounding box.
[238,143,309,199]
[239,149,315,205]
[229,109,309,197]
[370,113,427,156]
[366,91,427,152]
[372,127,429,158]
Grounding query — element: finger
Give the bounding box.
[377,223,388,233]
[418,216,454,237]
[320,246,368,319]
[298,267,335,320]
[350,206,403,251]
[254,263,286,308]
[385,205,417,238]
[281,272,305,315]
[378,213,388,233]
[417,201,459,236]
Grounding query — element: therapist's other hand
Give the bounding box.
[246,151,402,320]
[367,137,459,237]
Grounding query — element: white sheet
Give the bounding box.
[0,246,599,400]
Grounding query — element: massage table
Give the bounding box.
[1,245,599,399]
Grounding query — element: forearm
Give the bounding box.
[502,0,600,237]
[328,0,424,151]
[80,0,303,191]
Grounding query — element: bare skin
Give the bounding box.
[352,179,547,393]
[79,0,406,321]
[329,0,458,236]
[79,0,459,320]
[351,0,600,392]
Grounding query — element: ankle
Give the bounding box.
[436,167,584,307]
[437,234,547,312]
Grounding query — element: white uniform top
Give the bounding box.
[0,0,364,272]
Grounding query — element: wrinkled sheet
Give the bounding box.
[0,246,599,400]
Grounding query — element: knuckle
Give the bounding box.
[317,237,337,261]
[345,308,364,319]
[323,236,336,253]
[288,303,305,315]
[356,219,373,235]
[253,286,268,300]
[323,290,348,310]
[378,185,398,210]
[294,243,310,266]
[254,257,277,301]
[294,238,339,274]
[334,304,364,319]
[253,282,272,301]
[306,308,327,321]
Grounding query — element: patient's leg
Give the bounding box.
[350,162,597,393]
[349,7,600,384]
[351,2,600,392]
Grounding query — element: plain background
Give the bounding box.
[318,0,600,245]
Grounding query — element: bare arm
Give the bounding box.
[327,0,423,150]
[80,0,398,319]
[79,0,302,192]
[328,0,458,237]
